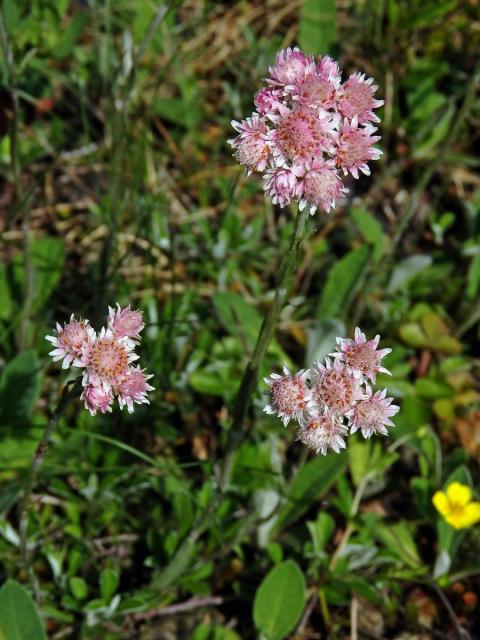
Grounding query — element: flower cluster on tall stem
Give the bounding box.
[229,47,383,213]
[264,328,399,455]
[46,304,153,415]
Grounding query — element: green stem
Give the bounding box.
[219,205,310,492]
[19,381,79,587]
[328,472,373,571]
[155,205,310,591]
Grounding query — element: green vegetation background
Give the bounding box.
[0,0,480,638]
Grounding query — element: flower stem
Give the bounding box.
[219,205,310,492]
[19,380,79,588]
[153,206,310,593]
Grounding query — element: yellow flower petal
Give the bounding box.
[461,502,480,528]
[432,491,449,517]
[446,482,471,507]
[444,512,465,529]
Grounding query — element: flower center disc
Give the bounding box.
[88,338,128,380]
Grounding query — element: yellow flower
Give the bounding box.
[432,482,480,530]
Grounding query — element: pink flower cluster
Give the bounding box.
[229,47,383,213]
[46,305,154,416]
[264,328,398,455]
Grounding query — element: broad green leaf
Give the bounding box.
[0,580,47,640]
[0,351,39,423]
[299,0,337,55]
[253,560,305,640]
[275,452,346,530]
[317,246,370,321]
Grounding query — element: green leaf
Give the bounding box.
[213,292,262,348]
[0,580,47,639]
[307,511,335,554]
[0,351,39,423]
[317,246,370,321]
[275,452,346,530]
[350,209,386,261]
[375,522,420,568]
[53,12,88,59]
[100,568,119,604]
[444,464,472,488]
[306,319,345,366]
[348,437,382,487]
[299,0,337,55]
[253,560,305,640]
[2,0,20,33]
[467,253,480,298]
[13,238,65,314]
[415,378,453,400]
[399,322,427,348]
[0,264,13,321]
[388,256,432,293]
[69,576,88,600]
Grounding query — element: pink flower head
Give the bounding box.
[299,159,347,214]
[108,304,144,343]
[332,327,392,382]
[335,116,382,179]
[290,57,341,110]
[231,48,383,213]
[310,358,365,415]
[267,47,315,87]
[263,165,304,208]
[229,114,272,175]
[81,384,114,417]
[347,386,399,439]
[254,87,283,117]
[297,409,348,455]
[269,106,338,166]
[117,366,155,413]
[48,306,154,417]
[337,72,384,124]
[264,364,310,426]
[81,327,138,393]
[46,315,95,369]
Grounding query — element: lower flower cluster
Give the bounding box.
[264,328,399,455]
[46,305,154,416]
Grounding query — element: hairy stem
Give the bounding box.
[329,471,374,571]
[155,206,310,591]
[19,381,79,589]
[219,205,310,492]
